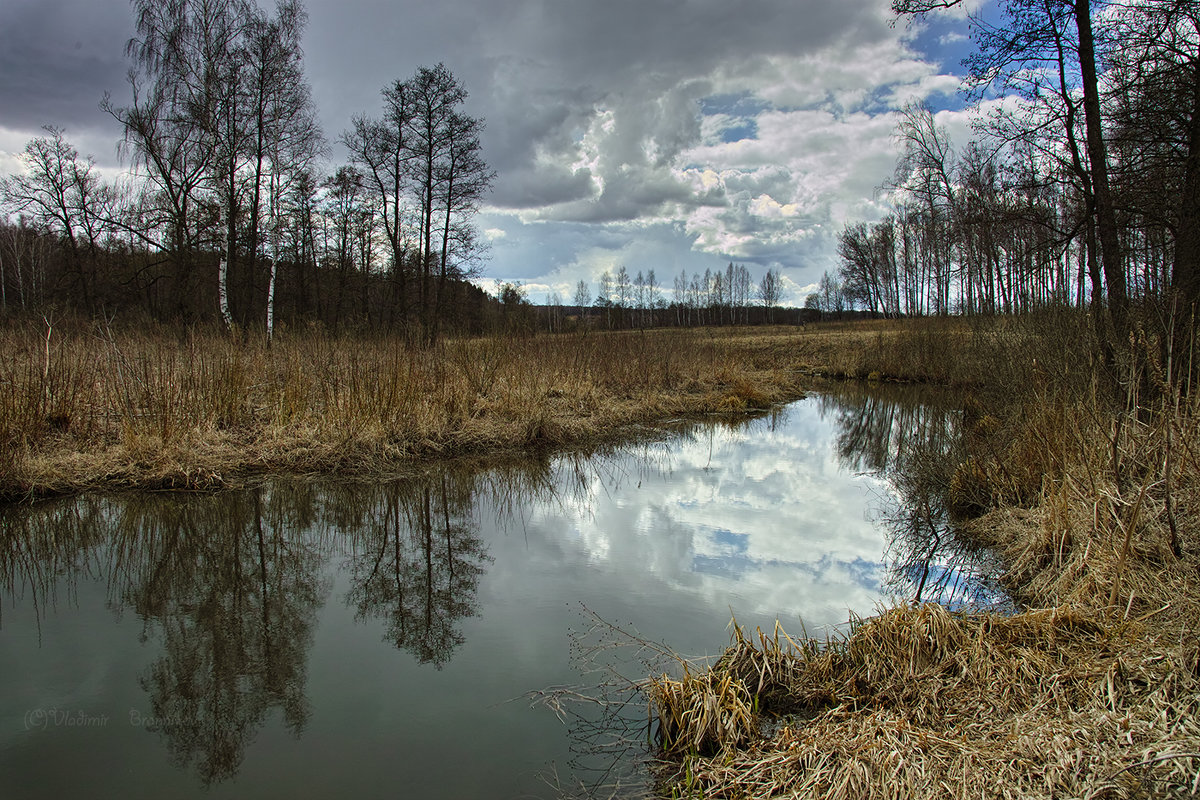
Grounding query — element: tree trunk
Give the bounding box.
[1075,0,1128,343]
[1171,57,1200,316]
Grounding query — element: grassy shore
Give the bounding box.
[0,319,870,502]
[645,312,1200,799]
[2,312,1093,500]
[7,314,1051,502]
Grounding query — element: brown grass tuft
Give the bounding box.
[654,602,1199,799]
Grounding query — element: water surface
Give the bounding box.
[0,387,999,798]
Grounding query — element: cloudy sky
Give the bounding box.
[0,0,984,305]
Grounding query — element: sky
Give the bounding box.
[0,0,986,306]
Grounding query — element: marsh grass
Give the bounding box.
[643,310,1200,799]
[0,321,823,500]
[0,311,1140,503]
[653,604,1200,799]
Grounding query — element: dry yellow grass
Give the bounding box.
[653,597,1200,798]
[1,321,861,501]
[643,313,1200,799]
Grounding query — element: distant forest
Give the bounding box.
[510,262,816,334]
[0,0,497,342]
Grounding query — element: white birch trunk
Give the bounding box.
[218,220,233,329]
[265,169,279,344]
[266,240,277,343]
[0,243,7,313]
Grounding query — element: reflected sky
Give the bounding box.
[505,405,894,647]
[0,388,972,799]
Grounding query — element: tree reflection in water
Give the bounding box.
[0,473,495,785]
[0,494,111,633]
[817,383,1011,610]
[113,486,329,784]
[340,474,491,668]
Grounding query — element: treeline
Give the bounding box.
[829,111,1089,318]
[575,263,787,328]
[831,0,1200,366]
[0,0,491,342]
[506,263,814,332]
[0,187,509,335]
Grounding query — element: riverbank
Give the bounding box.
[647,314,1200,798]
[1,320,881,503]
[0,313,1092,503]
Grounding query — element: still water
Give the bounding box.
[0,388,1002,798]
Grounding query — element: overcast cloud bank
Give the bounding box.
[0,0,979,304]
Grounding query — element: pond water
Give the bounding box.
[0,387,1005,799]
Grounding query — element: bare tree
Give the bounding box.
[1106,1,1200,320]
[322,166,368,328]
[243,0,323,342]
[573,279,590,316]
[645,268,659,327]
[614,265,631,312]
[105,0,250,322]
[104,0,321,332]
[405,64,466,341]
[758,268,781,322]
[596,269,613,327]
[0,128,114,311]
[344,79,415,328]
[0,219,52,311]
[345,64,489,342]
[897,0,1127,341]
[633,270,646,327]
[894,104,957,314]
[430,108,492,343]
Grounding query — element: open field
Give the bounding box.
[9,314,1067,502]
[0,311,1100,500]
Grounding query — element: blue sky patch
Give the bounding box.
[710,528,750,554]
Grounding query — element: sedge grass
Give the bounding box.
[652,600,1200,799]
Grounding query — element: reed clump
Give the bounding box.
[652,600,1200,799]
[650,664,756,757]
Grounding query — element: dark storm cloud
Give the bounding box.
[463,0,893,212]
[499,164,596,209]
[471,0,886,84]
[301,0,897,217]
[0,0,130,147]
